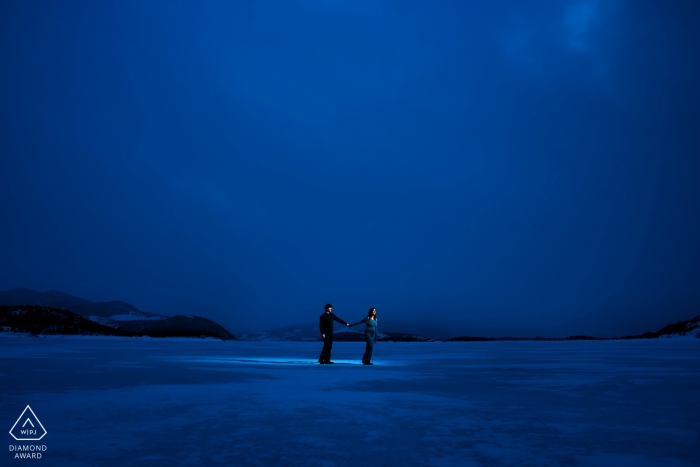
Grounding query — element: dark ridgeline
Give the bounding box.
[236,315,700,343]
[445,336,603,342]
[334,330,437,342]
[237,322,438,342]
[0,288,236,340]
[0,288,166,321]
[0,305,236,340]
[115,314,236,340]
[2,289,698,342]
[445,315,700,342]
[1,305,133,337]
[644,316,700,338]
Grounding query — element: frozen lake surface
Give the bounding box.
[1,335,699,466]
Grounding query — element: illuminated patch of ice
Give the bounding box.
[159,356,392,366]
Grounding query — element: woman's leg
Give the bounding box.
[363,332,375,363]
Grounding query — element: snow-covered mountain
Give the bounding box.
[0,288,235,340]
[0,288,165,325]
[0,305,234,339]
[645,315,700,339]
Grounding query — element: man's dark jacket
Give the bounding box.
[319,312,348,335]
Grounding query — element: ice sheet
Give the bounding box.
[1,335,698,466]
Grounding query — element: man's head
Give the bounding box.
[324,303,333,313]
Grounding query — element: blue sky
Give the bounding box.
[1,1,699,337]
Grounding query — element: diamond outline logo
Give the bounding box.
[9,405,47,441]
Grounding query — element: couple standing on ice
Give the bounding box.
[318,303,378,365]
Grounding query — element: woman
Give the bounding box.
[350,308,378,365]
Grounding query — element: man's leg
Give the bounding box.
[319,335,329,363]
[324,333,334,363]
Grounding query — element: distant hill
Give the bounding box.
[445,315,700,342]
[625,315,700,339]
[237,322,437,342]
[1,305,132,337]
[0,305,232,339]
[336,330,437,342]
[115,314,235,340]
[0,288,235,340]
[237,323,320,341]
[0,288,165,320]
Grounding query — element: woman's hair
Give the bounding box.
[367,308,376,318]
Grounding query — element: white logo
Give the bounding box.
[9,406,47,441]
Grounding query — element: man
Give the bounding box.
[318,303,350,364]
